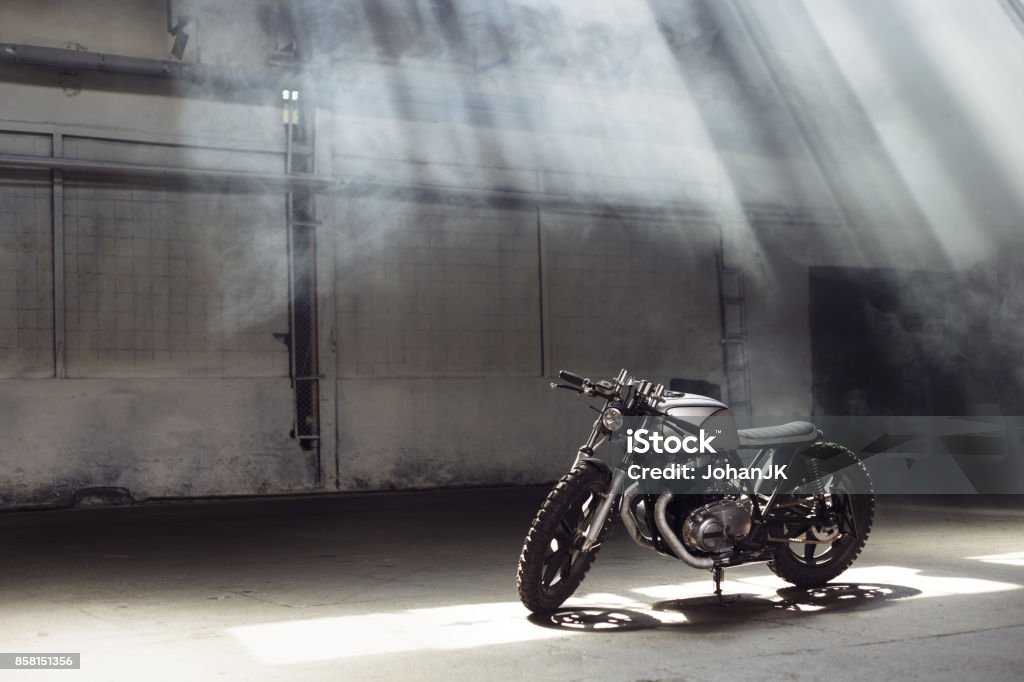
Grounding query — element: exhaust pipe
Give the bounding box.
[619,483,655,549]
[654,493,714,569]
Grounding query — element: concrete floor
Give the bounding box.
[1,489,1023,682]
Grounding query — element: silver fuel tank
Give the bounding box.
[650,391,740,452]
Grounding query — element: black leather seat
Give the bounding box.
[737,421,819,447]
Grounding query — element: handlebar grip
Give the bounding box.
[558,370,585,386]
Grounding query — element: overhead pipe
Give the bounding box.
[1,43,201,80]
[0,43,294,89]
[0,151,338,190]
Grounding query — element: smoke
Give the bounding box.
[279,0,1024,407]
[18,0,1016,403]
[287,1,735,201]
[281,0,1024,261]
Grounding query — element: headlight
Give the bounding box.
[602,407,624,432]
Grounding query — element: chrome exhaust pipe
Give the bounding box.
[619,483,655,550]
[654,492,714,569]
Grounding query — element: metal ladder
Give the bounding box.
[717,236,752,416]
[283,87,321,467]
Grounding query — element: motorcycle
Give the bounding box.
[516,369,874,614]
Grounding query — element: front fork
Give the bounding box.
[576,368,633,552]
[581,467,628,552]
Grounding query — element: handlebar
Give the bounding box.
[552,368,659,404]
[553,369,619,399]
[558,370,586,387]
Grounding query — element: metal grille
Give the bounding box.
[0,174,54,378]
[62,184,289,378]
[335,201,540,378]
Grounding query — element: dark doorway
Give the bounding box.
[809,267,967,416]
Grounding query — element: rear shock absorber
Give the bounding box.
[806,456,826,496]
[805,453,835,527]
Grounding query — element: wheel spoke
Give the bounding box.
[544,493,595,587]
[804,543,816,565]
[543,544,571,585]
[558,517,575,539]
[577,492,600,533]
[559,549,574,581]
[564,497,586,533]
[840,494,859,538]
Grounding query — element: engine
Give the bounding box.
[681,498,752,553]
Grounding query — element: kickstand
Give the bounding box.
[712,565,733,605]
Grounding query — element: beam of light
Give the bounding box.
[894,0,1024,206]
[228,564,1019,665]
[722,565,1020,598]
[630,577,778,600]
[967,551,1024,567]
[802,0,1024,267]
[799,0,976,268]
[227,601,576,665]
[627,564,1020,604]
[628,578,829,612]
[329,0,775,284]
[571,592,690,622]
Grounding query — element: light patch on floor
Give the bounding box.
[622,564,1021,609]
[625,574,825,611]
[228,601,576,665]
[562,592,691,623]
[230,565,1022,665]
[629,578,779,600]
[729,565,1021,598]
[967,551,1024,566]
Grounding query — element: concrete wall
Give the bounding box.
[0,378,315,507]
[0,58,298,506]
[332,198,725,490]
[1,0,1022,506]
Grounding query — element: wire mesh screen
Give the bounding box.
[63,183,289,378]
[335,200,540,379]
[0,173,54,378]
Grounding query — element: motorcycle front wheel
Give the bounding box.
[516,460,612,614]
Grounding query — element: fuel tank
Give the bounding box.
[651,391,740,452]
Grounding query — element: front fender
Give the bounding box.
[575,455,612,477]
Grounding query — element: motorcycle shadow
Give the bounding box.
[528,583,921,632]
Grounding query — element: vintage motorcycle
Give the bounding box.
[516,369,874,614]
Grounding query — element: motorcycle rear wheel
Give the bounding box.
[516,460,612,614]
[769,443,875,587]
